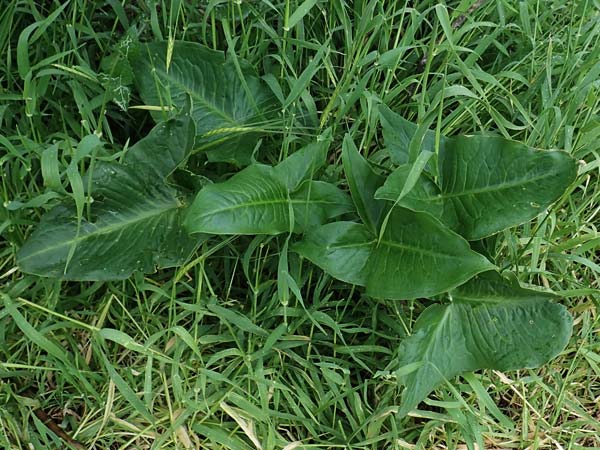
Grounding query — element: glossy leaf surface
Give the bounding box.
[397,272,573,415]
[130,41,277,165]
[438,135,577,239]
[290,180,354,233]
[367,209,494,299]
[18,117,198,280]
[185,164,291,235]
[295,208,493,298]
[342,134,386,232]
[379,109,578,240]
[375,164,455,227]
[293,221,374,285]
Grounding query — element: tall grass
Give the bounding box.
[1,1,599,449]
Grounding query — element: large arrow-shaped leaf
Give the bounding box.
[397,272,573,415]
[367,209,494,298]
[130,41,278,165]
[294,208,493,299]
[377,131,577,240]
[438,135,577,239]
[17,117,199,280]
[184,164,292,235]
[185,167,353,236]
[185,135,348,236]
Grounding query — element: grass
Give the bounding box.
[1,0,599,449]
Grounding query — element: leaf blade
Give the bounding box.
[379,109,578,240]
[379,105,438,166]
[292,221,375,286]
[397,272,573,415]
[184,164,291,235]
[17,118,198,280]
[130,41,277,165]
[438,135,578,239]
[375,164,455,227]
[273,132,331,192]
[290,180,354,233]
[342,134,386,232]
[366,209,494,299]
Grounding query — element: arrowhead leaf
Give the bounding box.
[378,113,578,240]
[184,164,292,235]
[438,135,577,239]
[17,117,199,280]
[367,208,494,299]
[397,272,573,415]
[130,41,277,165]
[294,208,493,298]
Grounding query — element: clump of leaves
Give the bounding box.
[16,41,578,415]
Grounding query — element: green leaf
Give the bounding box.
[342,134,386,232]
[17,117,198,281]
[376,151,434,244]
[290,180,354,233]
[273,131,332,191]
[294,208,492,298]
[5,191,62,211]
[378,115,578,240]
[207,304,268,337]
[130,41,277,166]
[375,164,451,225]
[16,2,70,79]
[397,272,573,416]
[367,208,494,299]
[184,164,291,235]
[98,351,155,424]
[125,116,196,177]
[437,135,578,239]
[292,221,375,286]
[379,105,438,166]
[386,151,434,204]
[285,0,319,30]
[2,294,71,365]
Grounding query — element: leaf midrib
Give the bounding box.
[197,197,350,218]
[327,240,376,251]
[452,294,549,304]
[290,198,350,207]
[155,66,238,126]
[19,201,178,262]
[197,198,290,218]
[439,171,562,200]
[385,171,565,204]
